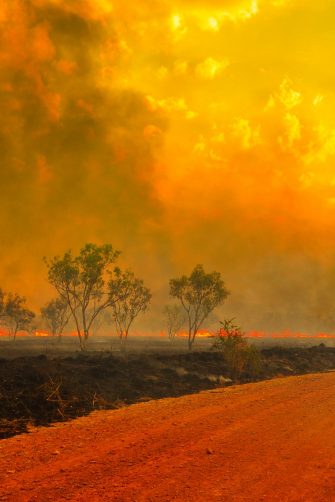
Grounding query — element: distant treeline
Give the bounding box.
[0,243,229,350]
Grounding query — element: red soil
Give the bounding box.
[1,372,335,501]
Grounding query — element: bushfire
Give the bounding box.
[1,329,335,339]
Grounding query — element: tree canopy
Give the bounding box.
[170,264,229,349]
[163,304,185,342]
[41,297,70,338]
[0,290,35,340]
[109,268,151,349]
[45,243,121,349]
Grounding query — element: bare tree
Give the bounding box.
[170,264,229,350]
[163,304,185,342]
[109,268,151,350]
[45,243,121,350]
[41,297,70,340]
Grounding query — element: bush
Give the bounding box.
[213,319,263,379]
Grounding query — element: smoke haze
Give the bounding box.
[1,0,335,332]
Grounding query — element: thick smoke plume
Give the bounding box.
[1,0,335,332]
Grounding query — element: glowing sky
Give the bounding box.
[1,0,335,330]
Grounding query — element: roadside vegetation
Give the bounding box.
[212,319,263,379]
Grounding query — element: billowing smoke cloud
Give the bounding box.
[0,1,168,305]
[1,0,335,332]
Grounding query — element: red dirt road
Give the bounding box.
[1,373,335,501]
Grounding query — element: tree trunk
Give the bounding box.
[13,323,18,342]
[120,334,126,352]
[188,331,193,350]
[82,310,89,348]
[119,330,129,353]
[188,328,197,350]
[77,331,85,351]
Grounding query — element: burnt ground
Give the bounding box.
[1,345,335,439]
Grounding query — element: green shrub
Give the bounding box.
[213,319,263,379]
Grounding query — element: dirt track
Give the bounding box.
[1,372,335,501]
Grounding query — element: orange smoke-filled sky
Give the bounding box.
[1,0,335,331]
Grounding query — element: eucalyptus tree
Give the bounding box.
[41,297,70,339]
[45,243,121,349]
[163,304,185,342]
[3,293,35,341]
[169,264,229,350]
[109,268,151,350]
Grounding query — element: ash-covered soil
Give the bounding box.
[1,345,335,439]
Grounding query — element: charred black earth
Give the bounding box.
[1,346,335,439]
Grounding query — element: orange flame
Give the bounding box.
[1,328,335,340]
[247,330,335,339]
